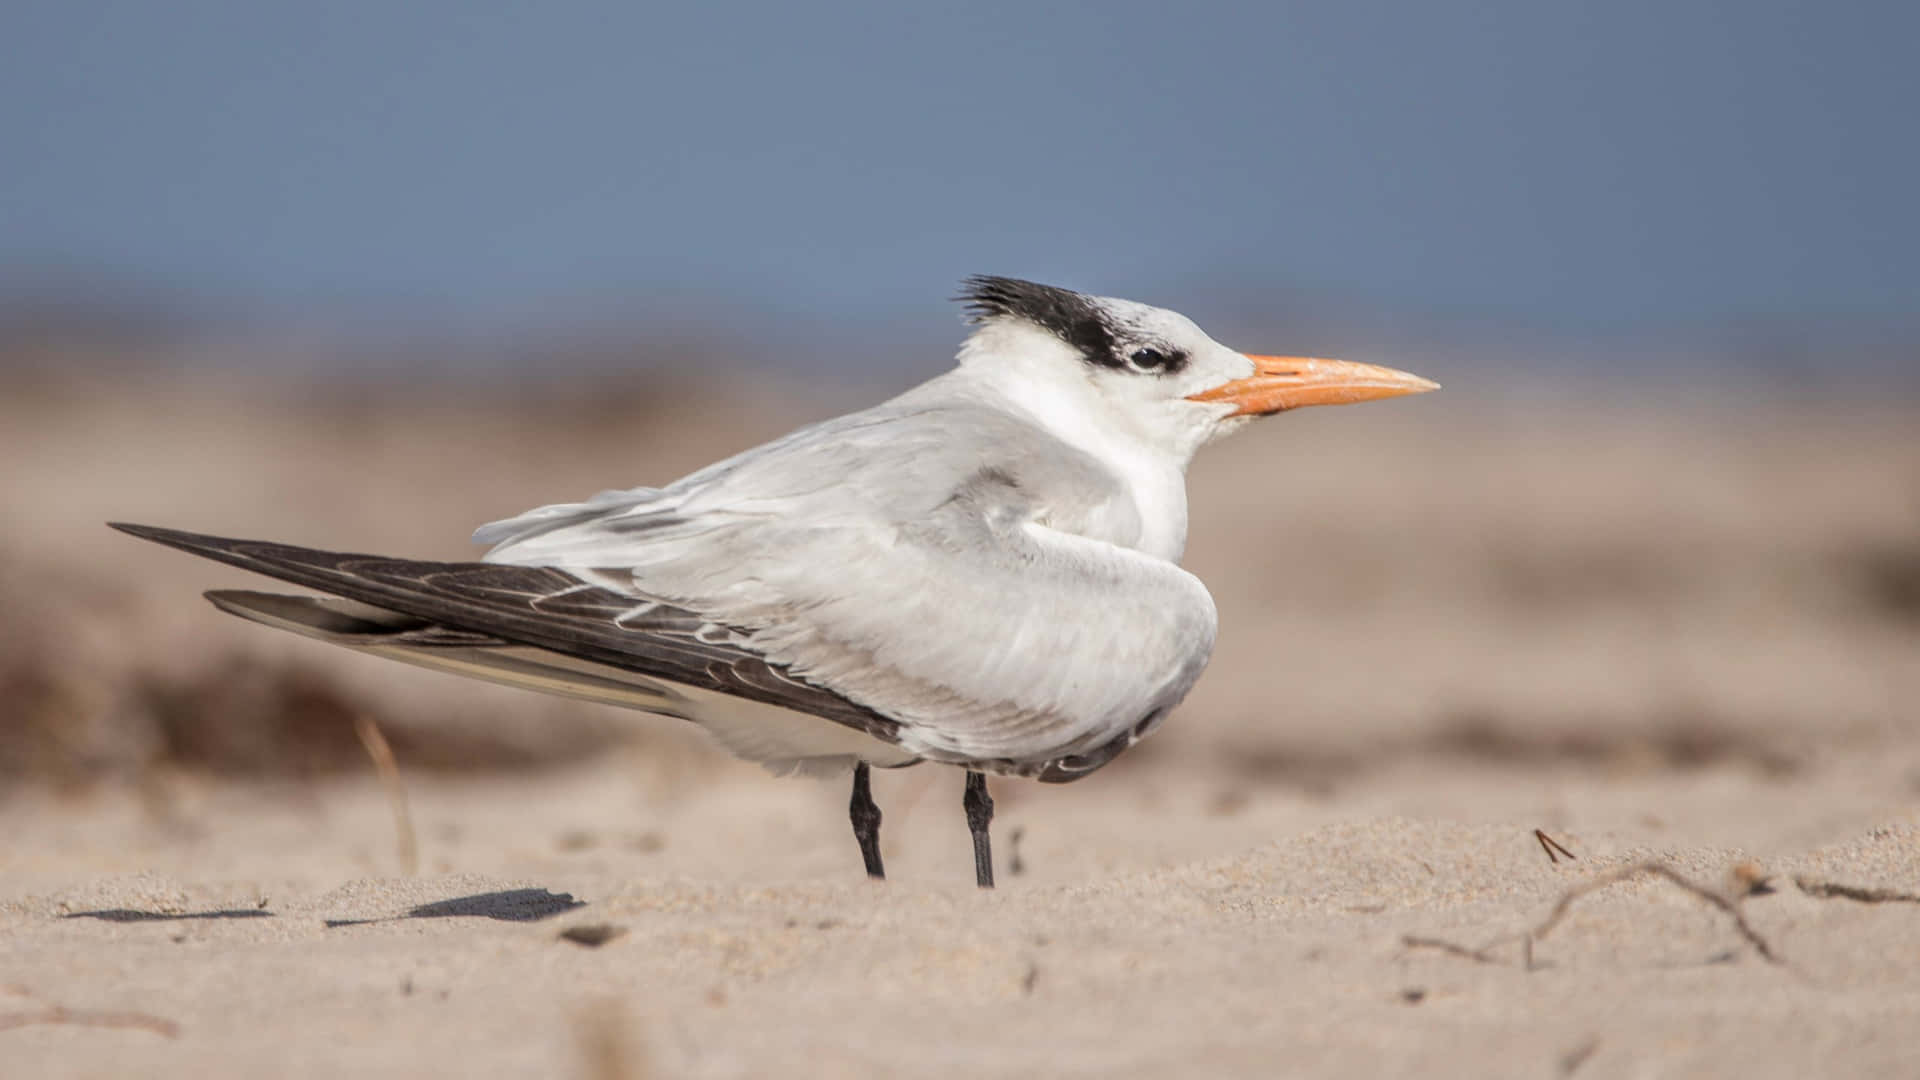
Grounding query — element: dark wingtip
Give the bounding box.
[109,521,210,548]
[109,521,177,542]
[107,522,262,565]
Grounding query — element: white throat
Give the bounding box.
[952,323,1194,563]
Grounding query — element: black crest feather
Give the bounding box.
[956,275,1119,365]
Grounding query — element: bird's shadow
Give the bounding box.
[59,889,582,928]
[324,888,584,928]
[63,909,274,923]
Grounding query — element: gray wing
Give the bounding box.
[106,523,902,744]
[479,394,1220,772]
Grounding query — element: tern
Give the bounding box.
[112,276,1437,887]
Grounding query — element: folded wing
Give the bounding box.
[478,400,1220,772]
[109,523,901,744]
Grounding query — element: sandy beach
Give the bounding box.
[3,376,1917,1077]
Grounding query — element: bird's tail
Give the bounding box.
[205,588,697,716]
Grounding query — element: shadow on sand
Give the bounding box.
[324,888,584,928]
[64,909,274,922]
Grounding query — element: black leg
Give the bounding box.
[849,763,885,879]
[963,770,995,889]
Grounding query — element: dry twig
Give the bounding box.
[1534,828,1577,863]
[1402,860,1785,971]
[353,712,417,875]
[0,1005,179,1038]
[1400,934,1502,965]
[1528,861,1782,966]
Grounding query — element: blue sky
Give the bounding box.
[3,1,1915,369]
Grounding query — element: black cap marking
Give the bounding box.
[956,275,1187,375]
[957,275,1119,366]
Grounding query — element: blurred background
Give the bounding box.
[2,2,1915,807]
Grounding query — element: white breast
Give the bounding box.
[975,372,1192,563]
[1097,439,1189,562]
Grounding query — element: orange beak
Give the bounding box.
[1186,355,1440,417]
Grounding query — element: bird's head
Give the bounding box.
[955,275,1438,463]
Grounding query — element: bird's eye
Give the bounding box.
[1128,347,1173,371]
